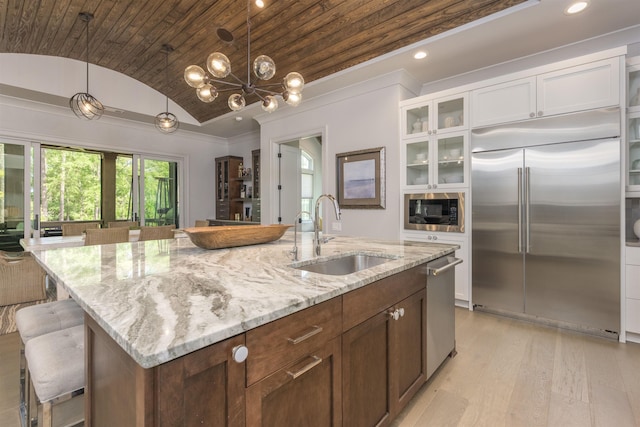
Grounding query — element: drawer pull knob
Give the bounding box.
[231,345,249,363]
[287,325,323,344]
[286,356,322,379]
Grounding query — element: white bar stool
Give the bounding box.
[16,299,84,426]
[25,325,85,427]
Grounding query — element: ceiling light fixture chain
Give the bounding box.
[155,43,180,134]
[184,0,304,113]
[69,11,104,120]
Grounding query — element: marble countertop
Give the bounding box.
[32,232,457,369]
[21,229,186,251]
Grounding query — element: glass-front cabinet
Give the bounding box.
[402,93,467,138]
[628,57,640,192]
[401,92,468,189]
[405,132,467,188]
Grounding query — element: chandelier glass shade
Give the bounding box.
[184,0,304,114]
[155,44,179,134]
[69,12,104,120]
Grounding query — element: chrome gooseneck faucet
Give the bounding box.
[290,210,311,261]
[314,194,341,256]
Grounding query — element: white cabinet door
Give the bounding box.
[470,57,620,128]
[537,57,620,117]
[470,77,536,128]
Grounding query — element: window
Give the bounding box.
[40,147,101,222]
[300,150,314,214]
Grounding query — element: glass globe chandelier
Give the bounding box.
[184,0,304,113]
[155,44,179,134]
[69,12,104,120]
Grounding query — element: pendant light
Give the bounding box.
[69,12,104,120]
[155,44,179,134]
[184,0,304,113]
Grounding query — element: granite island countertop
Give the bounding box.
[31,232,458,369]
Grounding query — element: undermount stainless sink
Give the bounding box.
[293,254,393,276]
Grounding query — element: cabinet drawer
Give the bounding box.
[626,298,640,334]
[343,264,426,331]
[627,247,640,265]
[246,297,342,385]
[627,265,640,299]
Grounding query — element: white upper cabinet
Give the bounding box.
[471,77,536,127]
[402,93,468,138]
[471,57,620,128]
[401,92,469,189]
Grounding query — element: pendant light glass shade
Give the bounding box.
[228,93,246,111]
[253,55,276,80]
[261,95,278,112]
[70,92,104,120]
[207,53,231,78]
[283,91,302,107]
[70,12,104,120]
[284,72,304,94]
[155,112,179,133]
[197,83,218,102]
[184,65,207,88]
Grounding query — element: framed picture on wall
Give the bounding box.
[336,147,385,209]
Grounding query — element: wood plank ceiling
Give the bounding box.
[1,0,525,123]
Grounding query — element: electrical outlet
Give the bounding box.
[331,222,342,232]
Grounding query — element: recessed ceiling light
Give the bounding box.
[565,1,589,15]
[414,51,428,60]
[255,0,265,8]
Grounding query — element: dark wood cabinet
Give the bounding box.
[342,265,427,427]
[216,156,244,220]
[246,337,342,427]
[85,315,246,427]
[246,298,342,426]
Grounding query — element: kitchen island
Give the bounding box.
[32,233,458,426]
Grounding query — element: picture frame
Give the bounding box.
[336,147,385,209]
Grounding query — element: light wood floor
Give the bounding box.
[1,308,638,426]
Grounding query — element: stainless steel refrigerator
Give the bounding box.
[471,108,621,337]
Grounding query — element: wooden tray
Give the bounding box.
[183,224,292,249]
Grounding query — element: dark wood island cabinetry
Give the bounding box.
[84,263,437,427]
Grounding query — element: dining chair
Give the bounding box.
[84,228,129,246]
[194,220,209,227]
[107,221,139,229]
[61,222,100,236]
[0,251,47,306]
[138,225,176,241]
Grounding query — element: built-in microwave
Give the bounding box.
[404,192,465,233]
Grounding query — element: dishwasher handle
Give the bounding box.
[427,257,463,276]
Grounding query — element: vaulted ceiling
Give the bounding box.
[0,0,526,124]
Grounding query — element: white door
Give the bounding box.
[278,144,301,224]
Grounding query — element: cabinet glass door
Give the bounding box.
[630,115,640,187]
[629,69,640,110]
[405,105,430,137]
[435,96,465,131]
[406,140,429,186]
[436,134,465,186]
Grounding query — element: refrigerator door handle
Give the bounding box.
[524,166,531,253]
[517,168,523,253]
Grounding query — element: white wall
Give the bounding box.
[0,95,229,227]
[257,70,418,240]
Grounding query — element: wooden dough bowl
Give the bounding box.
[183,224,292,250]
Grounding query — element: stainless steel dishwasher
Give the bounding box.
[426,256,462,379]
